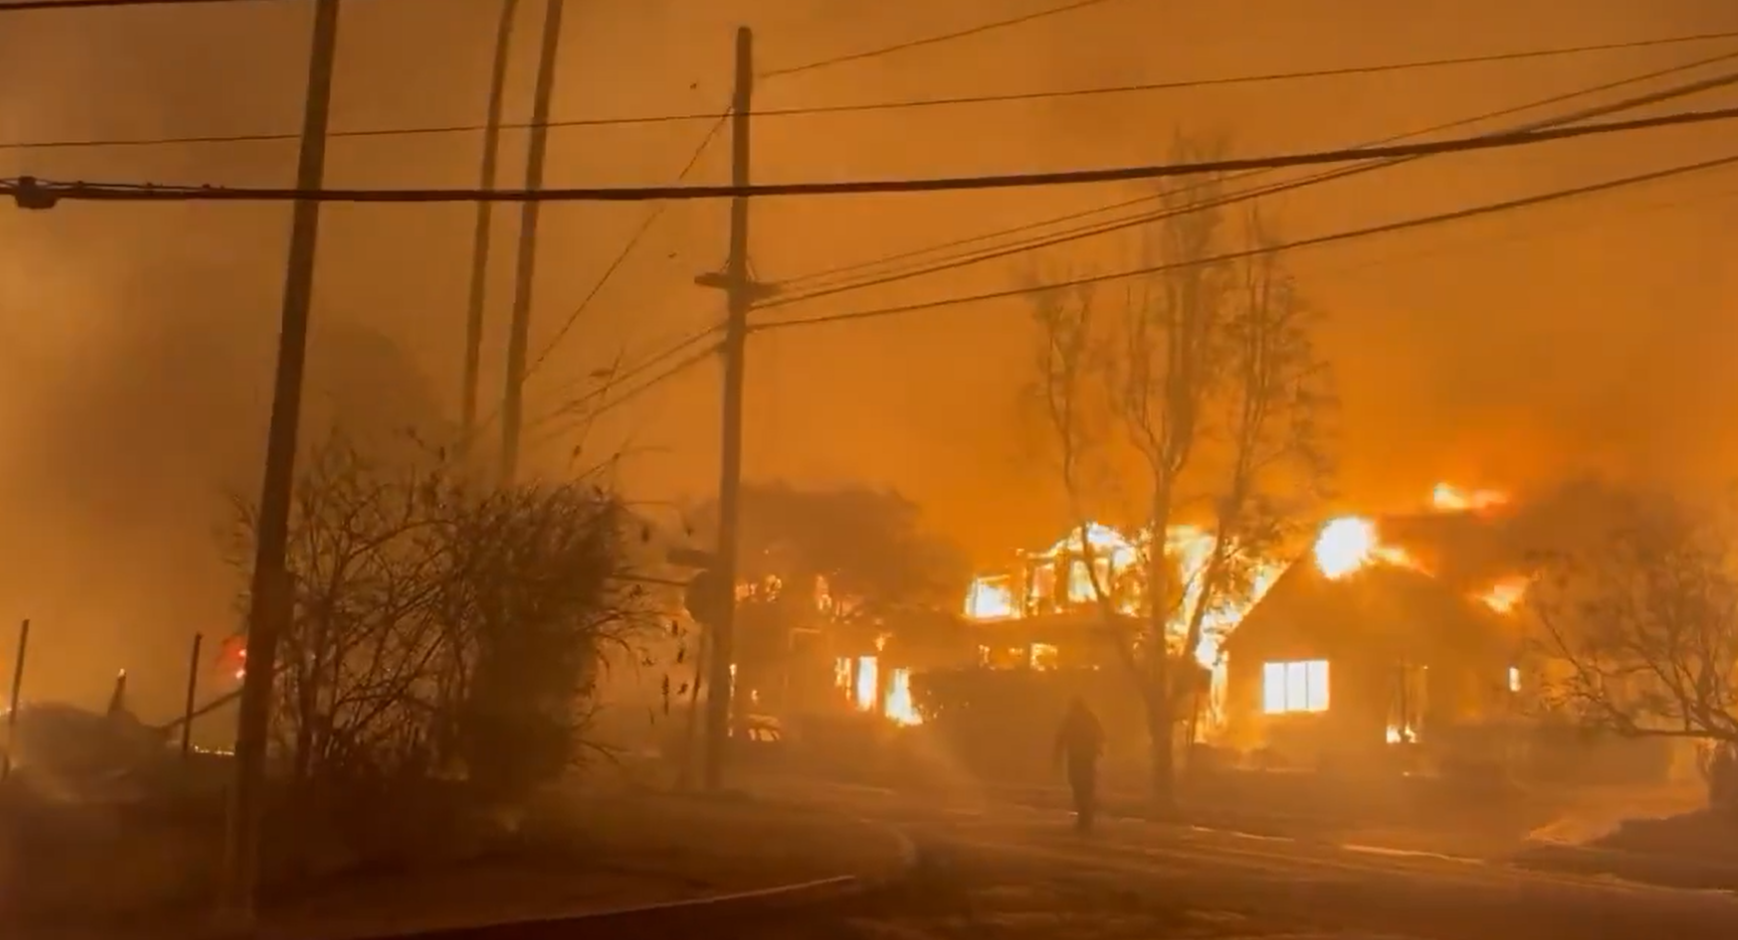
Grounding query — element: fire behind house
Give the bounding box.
[812,483,1686,785]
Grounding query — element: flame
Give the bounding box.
[854,656,878,712]
[1474,576,1528,614]
[885,668,921,726]
[1431,483,1508,514]
[962,521,1282,674]
[1314,516,1419,579]
[1045,522,1141,610]
[962,574,1018,619]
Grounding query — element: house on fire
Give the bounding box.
[1220,548,1522,765]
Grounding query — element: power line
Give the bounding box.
[765,54,1738,303]
[9,30,1738,154]
[749,150,1738,334]
[0,0,276,10]
[523,115,728,381]
[10,105,1736,206]
[1,34,1728,156]
[757,0,1125,79]
[758,30,1738,118]
[532,326,724,425]
[1297,170,1738,284]
[524,335,721,449]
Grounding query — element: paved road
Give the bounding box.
[753,780,1738,940]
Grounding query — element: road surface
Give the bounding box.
[755,779,1738,940]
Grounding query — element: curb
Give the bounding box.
[1511,840,1738,891]
[360,812,919,940]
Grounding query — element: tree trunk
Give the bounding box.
[1146,665,1175,810]
[1146,479,1178,811]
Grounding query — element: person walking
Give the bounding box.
[1054,695,1105,832]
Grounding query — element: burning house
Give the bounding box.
[1220,514,1523,765]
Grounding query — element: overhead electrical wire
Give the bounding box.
[458,114,726,447]
[1297,169,1738,286]
[532,326,725,425]
[748,150,1738,335]
[764,52,1738,304]
[525,166,1738,441]
[522,114,728,381]
[8,105,1737,207]
[756,0,1126,79]
[6,31,1737,153]
[0,0,284,11]
[524,335,723,449]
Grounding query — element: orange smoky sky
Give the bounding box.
[1,0,1736,709]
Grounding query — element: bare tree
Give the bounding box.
[1024,139,1332,807]
[1175,207,1333,730]
[224,430,663,845]
[1529,488,1738,807]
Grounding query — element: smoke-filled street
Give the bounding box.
[752,780,1738,940]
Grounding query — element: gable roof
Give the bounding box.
[1224,554,1517,662]
[1377,510,1529,593]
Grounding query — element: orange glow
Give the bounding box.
[1431,483,1509,514]
[854,656,878,712]
[960,521,1283,676]
[885,668,921,726]
[1475,576,1528,614]
[1313,516,1418,579]
[962,573,1018,619]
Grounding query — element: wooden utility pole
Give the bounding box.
[499,0,566,483]
[180,633,204,760]
[458,0,522,457]
[221,0,341,924]
[695,27,776,791]
[2,619,29,780]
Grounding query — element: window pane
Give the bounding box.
[1282,661,1304,710]
[1262,662,1286,713]
[1306,660,1330,711]
[1262,659,1331,714]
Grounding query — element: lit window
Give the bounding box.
[1262,660,1330,714]
[1508,666,1521,693]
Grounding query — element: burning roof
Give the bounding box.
[961,482,1539,673]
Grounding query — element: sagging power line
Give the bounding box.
[8,104,1738,207]
[755,65,1738,311]
[768,50,1738,297]
[11,28,1737,152]
[749,150,1738,334]
[757,0,1126,79]
[0,0,309,11]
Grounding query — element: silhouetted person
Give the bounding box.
[1054,696,1104,832]
[1712,743,1738,817]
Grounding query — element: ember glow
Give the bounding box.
[962,521,1283,671]
[962,573,1018,620]
[885,668,921,726]
[1431,482,1509,514]
[1474,577,1528,614]
[1313,516,1418,579]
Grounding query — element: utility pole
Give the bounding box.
[499,0,566,483]
[180,633,204,761]
[220,0,341,925]
[458,0,522,457]
[2,619,29,780]
[695,26,777,791]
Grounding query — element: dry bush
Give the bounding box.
[224,432,662,862]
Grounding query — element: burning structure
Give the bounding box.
[952,485,1542,755]
[1222,515,1521,763]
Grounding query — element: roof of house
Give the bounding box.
[1224,553,1517,661]
[1377,510,1528,593]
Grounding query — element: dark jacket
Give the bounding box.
[1054,704,1104,767]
